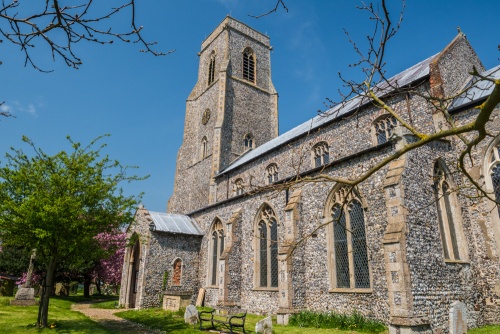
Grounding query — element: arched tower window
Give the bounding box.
[201,136,208,160]
[373,115,397,145]
[255,204,279,288]
[433,160,468,262]
[312,141,330,168]
[209,219,224,286]
[208,51,216,85]
[326,186,370,290]
[244,133,254,150]
[243,48,255,83]
[266,163,279,184]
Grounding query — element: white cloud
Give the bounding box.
[2,100,41,117]
[0,104,12,114]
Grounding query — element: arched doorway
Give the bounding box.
[128,240,140,308]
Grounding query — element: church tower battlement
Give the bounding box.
[168,17,279,213]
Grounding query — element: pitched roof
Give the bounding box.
[449,65,500,111]
[219,54,435,176]
[148,211,204,236]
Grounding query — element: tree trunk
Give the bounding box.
[83,275,91,298]
[37,257,57,328]
[95,278,102,295]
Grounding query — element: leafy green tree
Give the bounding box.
[0,135,144,327]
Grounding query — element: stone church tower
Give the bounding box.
[168,17,278,213]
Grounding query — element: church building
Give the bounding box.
[119,17,500,333]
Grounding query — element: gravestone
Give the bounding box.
[10,249,37,306]
[184,304,198,324]
[255,316,273,334]
[449,301,467,334]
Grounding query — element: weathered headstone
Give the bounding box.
[255,316,272,334]
[11,249,37,306]
[195,288,205,306]
[184,304,198,324]
[449,301,467,334]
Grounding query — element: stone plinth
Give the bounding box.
[163,290,192,311]
[10,287,37,306]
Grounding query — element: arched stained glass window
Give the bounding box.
[209,219,224,286]
[255,205,279,288]
[433,160,467,261]
[327,186,370,290]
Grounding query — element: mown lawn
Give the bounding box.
[0,296,112,333]
[0,295,499,334]
[115,307,500,334]
[116,307,386,334]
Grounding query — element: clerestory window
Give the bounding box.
[327,186,370,290]
[312,142,330,168]
[243,48,255,83]
[266,163,279,185]
[373,115,397,145]
[234,178,244,196]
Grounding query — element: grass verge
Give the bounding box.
[0,296,112,333]
[289,310,386,333]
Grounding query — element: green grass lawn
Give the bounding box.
[0,296,112,333]
[116,307,387,334]
[0,295,499,334]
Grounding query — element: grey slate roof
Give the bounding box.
[149,211,204,235]
[219,54,435,175]
[450,65,500,111]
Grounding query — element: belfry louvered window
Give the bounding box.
[209,219,224,286]
[433,160,468,262]
[328,186,370,289]
[255,205,279,288]
[374,115,397,145]
[208,51,216,85]
[243,48,255,82]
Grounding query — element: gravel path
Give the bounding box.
[71,302,162,334]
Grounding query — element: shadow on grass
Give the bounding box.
[58,294,119,304]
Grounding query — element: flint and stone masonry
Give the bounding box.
[120,17,500,332]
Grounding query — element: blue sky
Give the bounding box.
[1,1,499,212]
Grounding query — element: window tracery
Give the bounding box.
[234,178,244,196]
[209,219,224,286]
[243,48,255,82]
[244,133,254,150]
[433,161,468,262]
[266,163,279,184]
[208,51,216,85]
[255,204,279,288]
[327,186,370,289]
[373,115,397,145]
[312,142,330,168]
